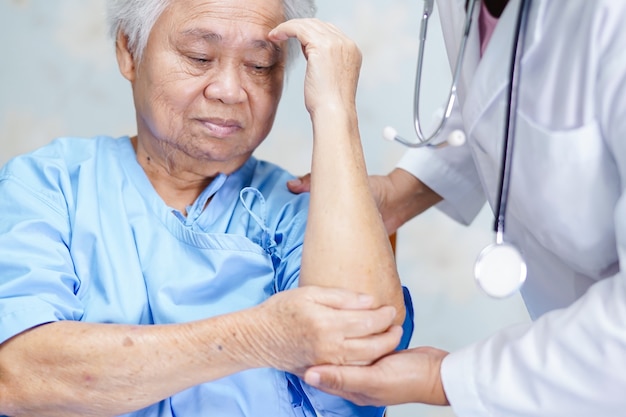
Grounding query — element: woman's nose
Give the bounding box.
[204,65,247,104]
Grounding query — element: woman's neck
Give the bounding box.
[131,136,214,215]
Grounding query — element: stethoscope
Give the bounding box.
[385,0,533,298]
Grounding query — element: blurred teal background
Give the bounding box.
[0,1,529,416]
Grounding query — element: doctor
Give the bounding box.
[290,0,626,415]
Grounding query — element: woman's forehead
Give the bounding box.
[163,0,285,30]
[146,0,285,51]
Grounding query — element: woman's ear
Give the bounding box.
[115,30,136,82]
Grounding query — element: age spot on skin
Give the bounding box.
[123,336,134,347]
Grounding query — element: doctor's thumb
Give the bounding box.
[287,173,311,194]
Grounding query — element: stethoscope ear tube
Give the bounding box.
[383,0,479,148]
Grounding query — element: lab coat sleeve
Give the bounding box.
[441,5,626,414]
[396,101,486,226]
[441,252,626,417]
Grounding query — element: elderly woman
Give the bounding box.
[0,0,412,416]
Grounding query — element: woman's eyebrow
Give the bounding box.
[180,28,222,42]
[179,29,283,58]
[250,40,283,61]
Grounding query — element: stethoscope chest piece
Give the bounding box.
[474,242,527,298]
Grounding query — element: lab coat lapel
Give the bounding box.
[461,0,519,138]
[461,0,543,138]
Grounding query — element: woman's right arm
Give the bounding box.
[0,286,398,417]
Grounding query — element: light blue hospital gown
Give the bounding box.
[0,136,414,417]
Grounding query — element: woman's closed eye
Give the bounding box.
[247,63,274,75]
[189,55,214,65]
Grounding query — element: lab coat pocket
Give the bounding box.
[508,113,619,278]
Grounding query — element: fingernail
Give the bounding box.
[288,178,302,186]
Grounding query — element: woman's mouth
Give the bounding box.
[199,118,243,138]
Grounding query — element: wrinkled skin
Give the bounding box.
[251,286,403,377]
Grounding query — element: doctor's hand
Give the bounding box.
[303,346,450,407]
[287,169,441,234]
[249,286,403,377]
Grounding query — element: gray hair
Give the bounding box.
[107,0,317,67]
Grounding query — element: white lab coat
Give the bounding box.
[396,0,626,415]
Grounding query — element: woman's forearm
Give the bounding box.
[0,313,262,417]
[300,105,406,325]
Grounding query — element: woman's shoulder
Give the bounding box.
[2,135,126,171]
[0,135,130,205]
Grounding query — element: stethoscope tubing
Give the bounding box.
[473,0,532,299]
[390,0,535,298]
[495,0,533,240]
[398,0,479,148]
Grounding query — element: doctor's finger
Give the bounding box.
[286,173,311,194]
[303,365,379,406]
